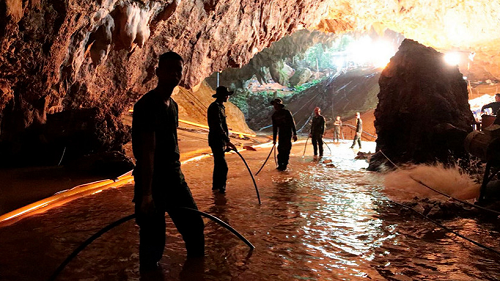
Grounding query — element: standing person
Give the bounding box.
[309,107,325,157]
[333,115,342,143]
[481,93,500,115]
[207,86,236,194]
[271,98,298,171]
[132,52,205,273]
[350,112,362,149]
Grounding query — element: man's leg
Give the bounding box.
[136,205,166,271]
[167,178,205,258]
[277,142,285,169]
[279,139,292,169]
[211,145,228,192]
[311,137,318,156]
[318,136,323,156]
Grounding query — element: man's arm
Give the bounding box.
[321,117,325,135]
[272,115,277,144]
[288,110,297,141]
[137,130,156,214]
[133,102,156,215]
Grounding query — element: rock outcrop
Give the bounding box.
[0,0,329,164]
[368,39,474,171]
[1,0,499,167]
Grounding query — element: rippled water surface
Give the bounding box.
[0,141,499,280]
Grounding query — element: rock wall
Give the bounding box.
[368,39,474,171]
[0,0,329,164]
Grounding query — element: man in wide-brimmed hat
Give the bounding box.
[207,86,236,193]
[271,98,297,171]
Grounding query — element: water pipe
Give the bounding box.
[47,207,254,281]
[255,144,276,176]
[233,150,261,205]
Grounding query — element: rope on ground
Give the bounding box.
[389,199,500,256]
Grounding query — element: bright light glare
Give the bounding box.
[335,57,344,69]
[444,52,460,66]
[371,41,396,68]
[348,37,396,68]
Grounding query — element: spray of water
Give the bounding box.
[383,163,480,201]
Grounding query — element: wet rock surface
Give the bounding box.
[0,1,328,160]
[369,39,474,171]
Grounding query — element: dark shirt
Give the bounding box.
[207,100,229,147]
[355,117,363,133]
[311,115,325,136]
[132,91,181,199]
[272,107,297,142]
[481,101,500,115]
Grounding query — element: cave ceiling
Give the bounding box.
[1,0,499,129]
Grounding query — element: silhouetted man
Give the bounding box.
[271,98,297,171]
[132,51,204,273]
[207,86,236,193]
[309,107,325,157]
[481,93,500,115]
[350,112,362,149]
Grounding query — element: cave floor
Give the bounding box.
[0,137,499,281]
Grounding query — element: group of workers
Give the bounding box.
[131,51,365,273]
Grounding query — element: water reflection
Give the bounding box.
[0,141,499,280]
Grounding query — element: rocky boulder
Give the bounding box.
[368,39,474,171]
[289,68,313,87]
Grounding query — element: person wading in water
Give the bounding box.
[207,86,236,193]
[271,98,297,171]
[309,107,325,157]
[132,51,205,273]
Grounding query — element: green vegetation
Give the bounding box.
[293,77,327,93]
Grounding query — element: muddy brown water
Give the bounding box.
[0,141,499,280]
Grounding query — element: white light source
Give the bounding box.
[444,52,460,66]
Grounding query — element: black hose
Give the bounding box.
[273,143,277,166]
[255,144,276,176]
[322,138,332,155]
[48,214,135,281]
[48,208,255,281]
[389,199,500,256]
[302,136,309,156]
[180,207,255,249]
[234,150,261,205]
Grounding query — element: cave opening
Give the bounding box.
[204,28,404,134]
